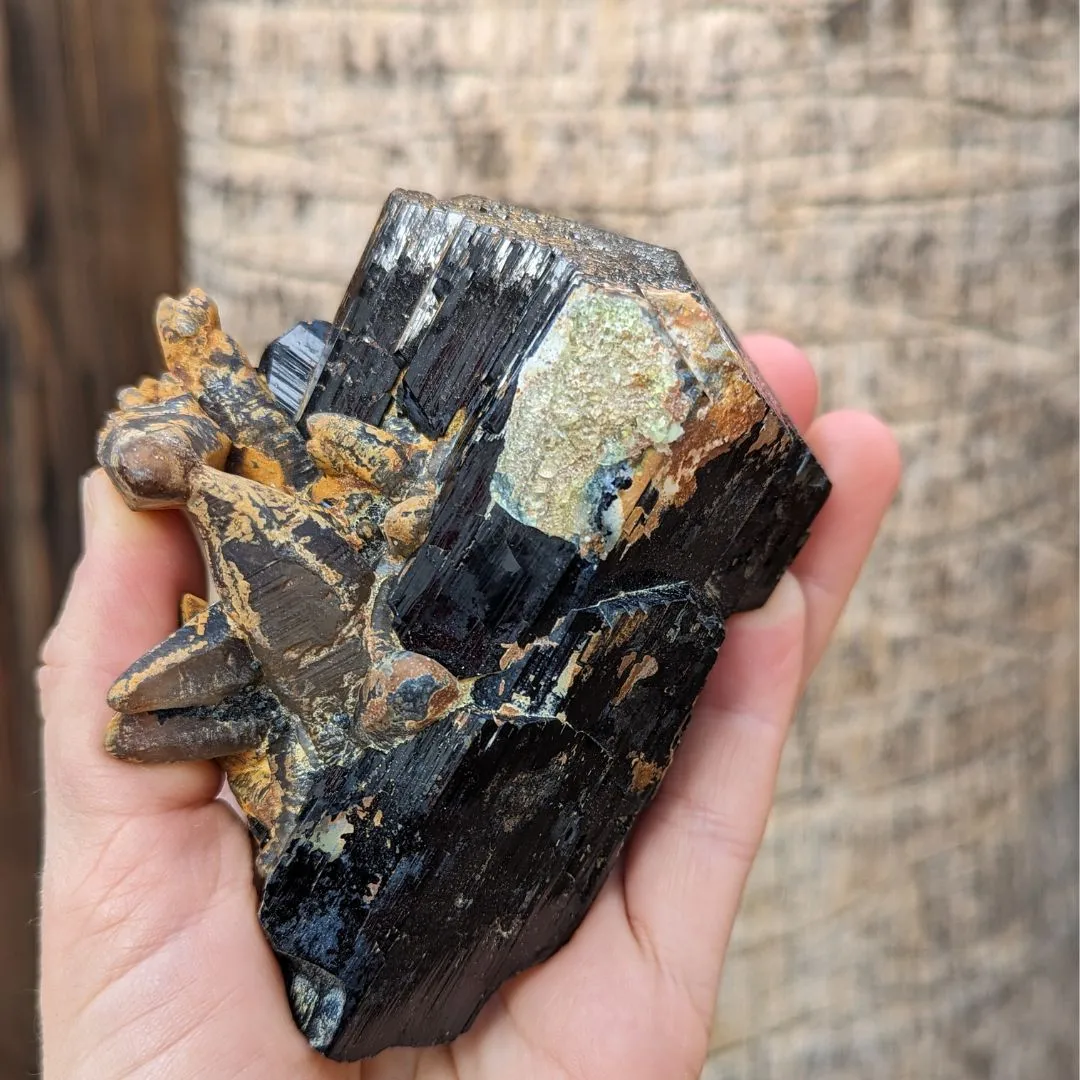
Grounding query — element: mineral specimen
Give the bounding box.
[97,190,830,1060]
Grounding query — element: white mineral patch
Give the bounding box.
[309,812,354,860]
[491,284,689,554]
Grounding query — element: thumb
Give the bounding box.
[38,469,220,846]
[38,472,303,1079]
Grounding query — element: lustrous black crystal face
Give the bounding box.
[256,192,828,1059]
[100,190,829,1061]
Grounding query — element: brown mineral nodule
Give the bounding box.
[96,190,830,1061]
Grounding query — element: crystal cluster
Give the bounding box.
[97,191,829,1060]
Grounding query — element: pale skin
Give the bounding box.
[38,336,901,1080]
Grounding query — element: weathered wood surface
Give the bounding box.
[0,1,181,1074]
[174,2,1078,1074]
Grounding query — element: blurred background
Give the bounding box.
[0,0,1076,1076]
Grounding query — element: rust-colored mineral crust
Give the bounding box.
[97,190,830,1061]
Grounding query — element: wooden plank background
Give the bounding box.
[0,0,1075,1075]
[172,1,1078,1076]
[0,1,180,1074]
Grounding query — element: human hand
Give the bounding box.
[38,335,900,1080]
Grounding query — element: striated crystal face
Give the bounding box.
[97,190,829,1061]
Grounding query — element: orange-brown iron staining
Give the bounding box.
[106,603,258,713]
[228,445,289,489]
[97,392,232,509]
[306,413,410,492]
[154,289,319,493]
[629,753,665,793]
[180,593,209,623]
[622,376,769,545]
[224,735,321,879]
[607,286,776,548]
[116,373,185,410]
[612,653,659,706]
[619,378,769,550]
[381,491,435,558]
[357,652,462,739]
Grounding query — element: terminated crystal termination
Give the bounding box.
[95,190,830,1061]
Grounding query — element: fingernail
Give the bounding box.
[742,571,804,630]
[80,470,101,545]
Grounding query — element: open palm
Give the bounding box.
[38,336,899,1080]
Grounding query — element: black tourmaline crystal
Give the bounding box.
[96,190,830,1060]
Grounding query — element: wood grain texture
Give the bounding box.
[0,1,181,1074]
[172,1,1078,1075]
